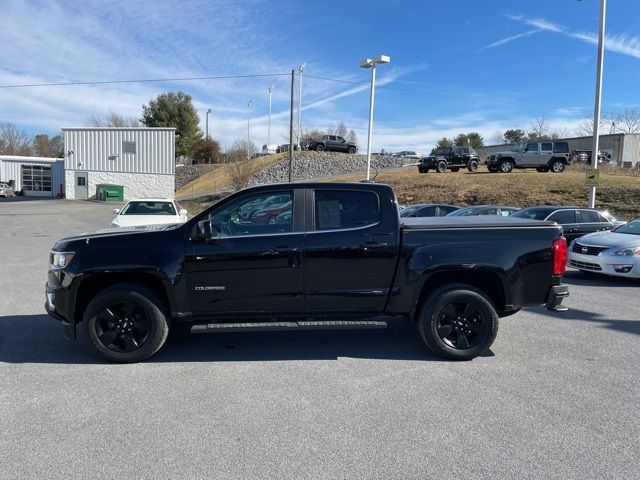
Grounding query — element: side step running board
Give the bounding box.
[191,320,388,333]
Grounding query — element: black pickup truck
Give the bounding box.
[46,183,568,363]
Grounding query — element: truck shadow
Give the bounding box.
[527,305,640,337]
[0,314,468,364]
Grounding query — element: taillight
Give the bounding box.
[552,237,568,276]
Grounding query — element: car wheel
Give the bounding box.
[551,160,565,173]
[418,284,499,360]
[79,283,170,363]
[499,159,514,173]
[418,167,428,174]
[436,160,447,173]
[450,167,460,172]
[315,144,324,152]
[348,146,356,154]
[467,160,479,172]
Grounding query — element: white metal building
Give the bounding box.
[63,127,175,200]
[0,156,65,197]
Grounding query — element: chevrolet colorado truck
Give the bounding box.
[46,183,569,363]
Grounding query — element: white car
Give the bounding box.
[110,199,188,228]
[568,219,640,278]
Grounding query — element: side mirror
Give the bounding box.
[179,208,188,216]
[197,220,217,242]
[113,208,120,214]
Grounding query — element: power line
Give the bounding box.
[0,73,291,89]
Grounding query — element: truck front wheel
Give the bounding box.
[79,283,170,363]
[499,159,514,173]
[417,284,499,360]
[436,160,447,173]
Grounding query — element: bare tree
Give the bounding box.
[229,138,257,160]
[86,110,140,127]
[528,117,550,141]
[576,117,609,137]
[346,128,358,147]
[0,123,32,155]
[229,160,253,190]
[611,108,640,133]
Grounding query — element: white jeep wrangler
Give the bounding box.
[487,141,571,173]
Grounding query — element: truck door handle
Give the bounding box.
[359,241,389,252]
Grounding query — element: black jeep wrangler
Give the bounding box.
[418,146,480,173]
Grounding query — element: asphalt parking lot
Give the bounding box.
[1,199,639,480]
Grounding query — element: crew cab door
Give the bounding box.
[521,142,540,167]
[184,189,305,314]
[303,187,398,313]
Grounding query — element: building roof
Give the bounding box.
[0,155,63,163]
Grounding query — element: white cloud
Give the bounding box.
[507,14,640,59]
[479,29,542,51]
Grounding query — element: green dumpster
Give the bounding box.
[103,184,124,202]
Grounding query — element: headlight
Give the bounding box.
[50,251,75,270]
[610,247,640,256]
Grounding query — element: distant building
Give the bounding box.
[63,127,175,200]
[0,155,64,197]
[477,133,640,167]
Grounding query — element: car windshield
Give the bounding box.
[511,142,525,152]
[601,210,617,223]
[511,208,551,220]
[120,201,176,215]
[613,219,640,235]
[434,148,450,155]
[446,207,477,217]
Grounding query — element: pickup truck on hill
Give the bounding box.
[307,135,357,153]
[46,183,569,363]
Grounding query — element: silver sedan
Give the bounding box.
[568,219,640,278]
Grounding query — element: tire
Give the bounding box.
[550,159,565,173]
[78,283,170,363]
[348,146,356,154]
[315,144,324,152]
[488,166,498,173]
[499,159,514,173]
[467,160,479,172]
[536,167,549,173]
[418,167,429,174]
[417,284,499,360]
[436,160,447,173]
[450,167,460,172]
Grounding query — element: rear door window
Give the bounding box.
[541,142,553,152]
[314,190,379,230]
[554,142,569,153]
[548,210,576,224]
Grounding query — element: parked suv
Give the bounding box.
[308,135,357,154]
[487,141,570,173]
[0,182,15,197]
[511,206,623,242]
[418,146,480,173]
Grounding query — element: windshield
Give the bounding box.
[613,219,640,235]
[511,209,551,220]
[120,201,176,215]
[511,142,525,152]
[601,210,617,223]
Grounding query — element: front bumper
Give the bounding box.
[568,251,640,278]
[546,284,569,311]
[45,280,76,340]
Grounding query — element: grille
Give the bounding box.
[568,259,602,271]
[572,243,608,255]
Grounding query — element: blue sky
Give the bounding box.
[1,0,639,151]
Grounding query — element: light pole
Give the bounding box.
[298,63,306,149]
[587,0,606,208]
[247,99,253,160]
[268,84,274,148]
[205,108,212,139]
[360,55,391,181]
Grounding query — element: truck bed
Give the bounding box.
[401,216,555,229]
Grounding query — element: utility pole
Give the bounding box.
[268,84,274,147]
[588,0,606,208]
[289,69,295,182]
[247,99,253,161]
[205,108,212,139]
[298,63,306,149]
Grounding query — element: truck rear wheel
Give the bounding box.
[550,160,565,173]
[348,146,356,154]
[79,283,170,363]
[417,284,499,360]
[436,160,447,173]
[467,160,479,172]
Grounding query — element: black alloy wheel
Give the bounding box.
[436,160,447,173]
[348,146,356,154]
[315,144,324,151]
[467,160,479,172]
[435,300,487,350]
[95,300,151,353]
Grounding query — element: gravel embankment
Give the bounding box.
[248,152,416,186]
[175,164,218,190]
